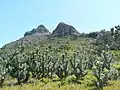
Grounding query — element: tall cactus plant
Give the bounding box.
[70,49,88,79]
[56,53,69,79]
[0,57,8,87]
[92,51,117,89]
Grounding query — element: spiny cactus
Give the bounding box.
[0,57,8,87]
[8,53,30,85]
[96,26,120,50]
[0,36,119,90]
[70,48,88,79]
[6,46,30,85]
[56,53,69,79]
[92,51,117,89]
[27,46,58,79]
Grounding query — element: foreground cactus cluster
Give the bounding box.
[0,37,119,90]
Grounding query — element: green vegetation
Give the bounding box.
[0,25,120,90]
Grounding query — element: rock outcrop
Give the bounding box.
[2,22,80,50]
[52,22,80,36]
[2,24,51,50]
[24,25,51,37]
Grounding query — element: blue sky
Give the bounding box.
[0,0,120,47]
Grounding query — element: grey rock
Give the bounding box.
[24,24,51,37]
[52,22,80,36]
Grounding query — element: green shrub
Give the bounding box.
[40,78,51,84]
[52,75,60,81]
[82,71,96,86]
[113,63,120,71]
[65,75,77,83]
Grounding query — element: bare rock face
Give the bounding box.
[2,22,80,50]
[24,25,51,37]
[2,25,51,50]
[52,22,80,36]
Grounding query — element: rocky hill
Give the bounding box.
[2,25,51,50]
[24,25,51,36]
[2,22,80,50]
[52,22,80,36]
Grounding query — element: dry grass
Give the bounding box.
[0,80,120,90]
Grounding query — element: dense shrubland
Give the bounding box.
[82,25,120,50]
[0,26,120,90]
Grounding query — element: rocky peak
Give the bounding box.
[36,25,46,31]
[24,24,51,37]
[52,22,80,36]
